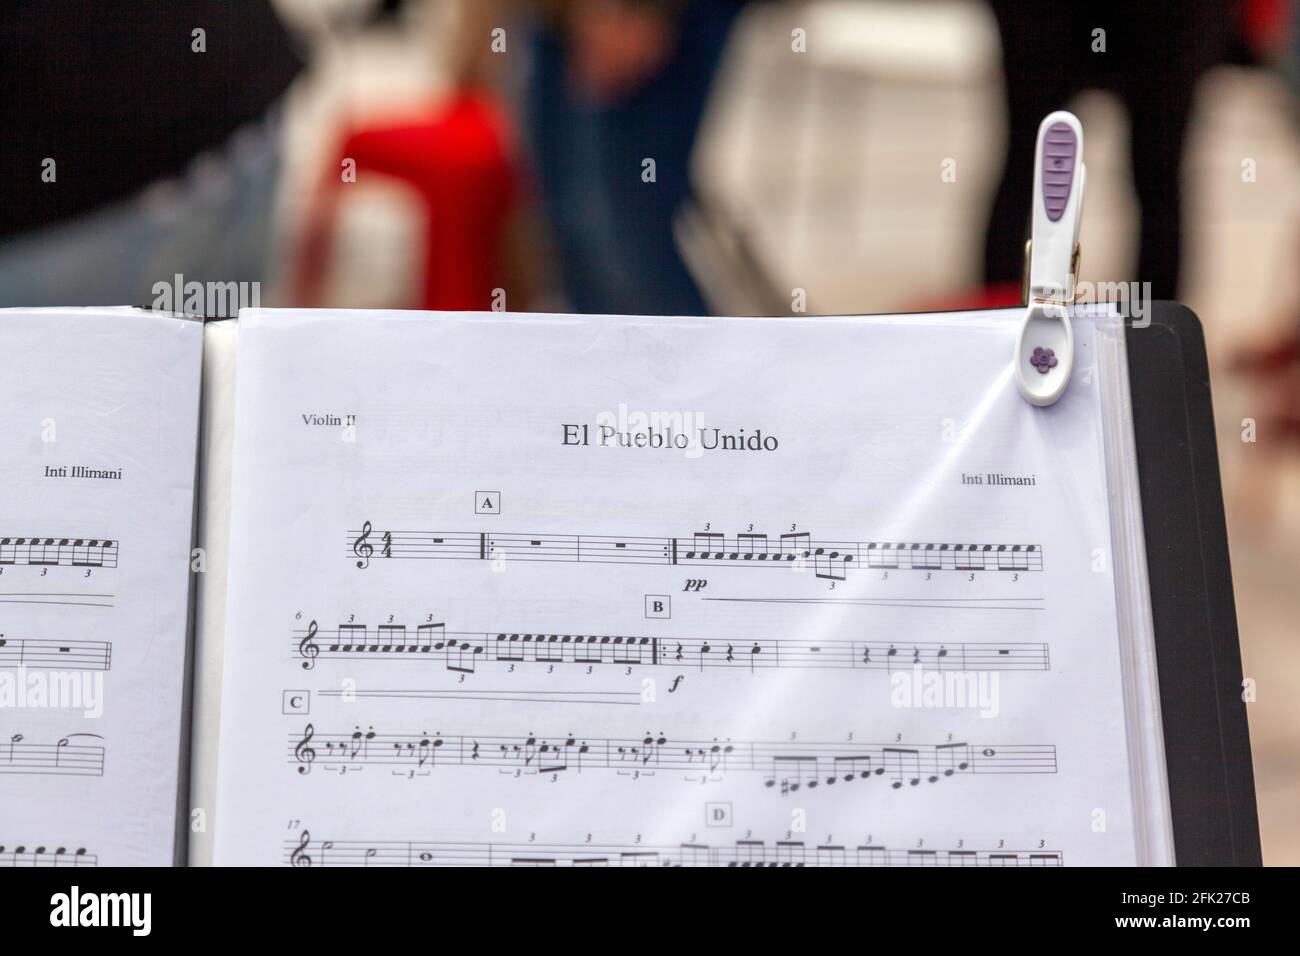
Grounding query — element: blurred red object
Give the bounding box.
[1243,0,1292,58]
[293,93,518,311]
[1232,330,1300,442]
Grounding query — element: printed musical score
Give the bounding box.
[288,723,1056,792]
[1,732,105,776]
[0,636,112,671]
[292,619,1049,674]
[348,525,1043,580]
[201,309,1161,866]
[3,308,214,864]
[284,830,1062,867]
[0,844,97,867]
[0,537,117,569]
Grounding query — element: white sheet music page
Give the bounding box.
[213,308,1150,867]
[0,308,202,867]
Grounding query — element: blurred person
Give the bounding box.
[983,0,1240,302]
[291,0,535,311]
[0,1,303,314]
[1230,0,1300,446]
[524,0,749,315]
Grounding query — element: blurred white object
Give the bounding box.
[689,0,1005,315]
[806,0,1000,81]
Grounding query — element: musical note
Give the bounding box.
[736,532,768,557]
[811,547,853,581]
[767,755,819,794]
[779,531,811,561]
[397,733,441,770]
[882,746,923,789]
[376,624,405,651]
[935,742,974,780]
[688,531,725,559]
[345,726,375,761]
[335,623,366,651]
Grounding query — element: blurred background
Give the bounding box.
[2,0,1297,861]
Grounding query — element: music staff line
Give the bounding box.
[290,724,1057,793]
[293,620,1050,674]
[0,537,118,569]
[285,832,1062,868]
[0,593,115,609]
[0,844,97,867]
[0,636,112,671]
[703,596,1046,612]
[1,732,105,777]
[348,524,1044,580]
[318,688,640,707]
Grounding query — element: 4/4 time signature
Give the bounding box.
[289,723,1056,793]
[347,523,1043,579]
[285,831,1062,867]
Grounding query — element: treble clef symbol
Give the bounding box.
[353,521,374,569]
[290,829,312,867]
[295,723,316,775]
[299,620,320,671]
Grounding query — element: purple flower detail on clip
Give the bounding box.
[1030,346,1058,375]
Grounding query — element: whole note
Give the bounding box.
[299,620,320,670]
[290,830,312,867]
[352,521,374,570]
[295,724,317,775]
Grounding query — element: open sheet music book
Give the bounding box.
[1,305,1174,867]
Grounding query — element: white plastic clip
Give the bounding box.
[1016,110,1085,407]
